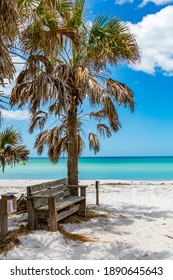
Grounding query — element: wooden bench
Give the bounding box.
[27,179,87,231]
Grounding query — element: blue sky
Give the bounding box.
[1,0,173,157]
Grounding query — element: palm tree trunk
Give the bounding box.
[67,104,78,195]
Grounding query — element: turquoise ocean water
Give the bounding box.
[1,156,173,180]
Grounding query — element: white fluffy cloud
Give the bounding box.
[1,110,30,120]
[115,0,173,6]
[115,0,133,4]
[128,6,173,75]
[139,0,173,8]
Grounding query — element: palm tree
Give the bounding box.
[0,0,20,84]
[0,127,29,172]
[10,0,140,193]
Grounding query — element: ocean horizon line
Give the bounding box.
[28,155,173,159]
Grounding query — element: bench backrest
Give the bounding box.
[27,178,68,209]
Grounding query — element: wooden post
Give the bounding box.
[79,186,87,217]
[95,181,100,206]
[1,196,8,238]
[27,187,35,229]
[48,197,57,232]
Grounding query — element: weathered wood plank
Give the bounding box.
[48,197,57,232]
[32,185,64,196]
[37,196,85,212]
[57,204,80,221]
[1,196,8,237]
[27,187,35,229]
[29,179,67,192]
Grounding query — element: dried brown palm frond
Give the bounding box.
[58,224,99,242]
[0,39,15,84]
[88,132,100,154]
[34,123,67,161]
[34,113,84,161]
[77,134,84,156]
[26,55,54,75]
[87,77,101,105]
[0,0,19,36]
[97,124,112,138]
[101,93,121,132]
[48,137,67,163]
[29,110,48,133]
[0,224,30,254]
[89,110,105,121]
[75,66,89,90]
[10,56,69,113]
[55,62,72,82]
[105,78,135,111]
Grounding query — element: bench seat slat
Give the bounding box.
[36,196,85,212]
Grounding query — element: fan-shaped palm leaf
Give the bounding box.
[86,15,140,68]
[0,127,29,172]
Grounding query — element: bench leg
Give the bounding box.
[79,200,86,217]
[48,197,57,231]
[27,199,36,229]
[79,187,86,217]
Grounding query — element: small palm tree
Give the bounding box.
[0,127,29,172]
[10,0,140,193]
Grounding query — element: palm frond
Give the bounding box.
[10,55,69,113]
[77,134,84,156]
[48,137,67,162]
[86,15,140,68]
[0,126,29,172]
[105,78,135,111]
[69,0,85,28]
[88,132,100,154]
[0,127,22,149]
[87,77,101,105]
[0,38,15,84]
[0,0,19,36]
[21,19,63,55]
[0,145,29,172]
[89,110,105,121]
[0,93,9,109]
[97,124,112,138]
[101,93,121,132]
[29,110,48,133]
[34,124,67,157]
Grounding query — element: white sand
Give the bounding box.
[0,179,173,260]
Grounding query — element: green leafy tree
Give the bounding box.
[10,0,140,193]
